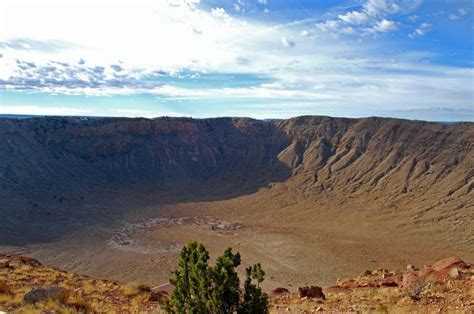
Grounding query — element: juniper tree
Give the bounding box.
[164,242,268,314]
[163,241,212,313]
[237,265,269,314]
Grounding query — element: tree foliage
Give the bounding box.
[163,241,269,314]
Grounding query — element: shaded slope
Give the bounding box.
[0,115,472,247]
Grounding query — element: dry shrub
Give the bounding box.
[0,280,12,295]
[136,283,151,293]
[68,294,92,312]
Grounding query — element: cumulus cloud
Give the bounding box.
[338,11,369,24]
[0,58,166,95]
[0,39,75,52]
[363,0,401,16]
[449,7,470,21]
[281,37,295,47]
[0,0,471,121]
[210,7,231,19]
[371,19,399,32]
[315,0,421,37]
[409,22,431,38]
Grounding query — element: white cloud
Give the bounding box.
[364,0,401,16]
[449,7,470,20]
[449,14,460,21]
[257,0,268,4]
[315,20,341,32]
[409,22,431,38]
[210,7,230,19]
[458,8,469,16]
[281,37,295,47]
[371,19,399,32]
[0,0,471,121]
[316,0,420,37]
[338,11,369,24]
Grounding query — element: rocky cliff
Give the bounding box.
[1,116,471,207]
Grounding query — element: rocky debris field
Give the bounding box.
[0,254,472,313]
[269,256,474,313]
[108,216,242,254]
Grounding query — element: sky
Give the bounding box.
[0,0,473,121]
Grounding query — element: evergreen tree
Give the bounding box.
[237,266,269,314]
[209,248,241,313]
[163,241,212,313]
[164,242,268,314]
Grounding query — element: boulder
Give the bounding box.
[271,287,290,295]
[13,256,42,267]
[323,285,351,294]
[419,266,461,284]
[148,291,167,303]
[23,286,68,304]
[380,275,401,287]
[151,282,174,296]
[431,257,468,272]
[400,272,423,292]
[297,286,325,300]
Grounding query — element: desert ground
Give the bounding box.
[2,183,472,291]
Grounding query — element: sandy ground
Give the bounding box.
[1,184,472,291]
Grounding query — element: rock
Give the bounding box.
[323,285,351,294]
[148,291,167,303]
[298,286,325,300]
[23,286,68,304]
[431,257,467,272]
[271,287,290,295]
[380,275,401,287]
[151,282,174,296]
[400,272,423,292]
[448,267,460,279]
[12,256,42,267]
[407,264,417,271]
[0,280,12,294]
[419,266,460,284]
[338,279,358,289]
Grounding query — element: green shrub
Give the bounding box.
[163,241,269,314]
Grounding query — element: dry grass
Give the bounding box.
[0,255,162,313]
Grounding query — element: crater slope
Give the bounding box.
[0,116,472,287]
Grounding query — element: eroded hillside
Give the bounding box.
[0,116,472,287]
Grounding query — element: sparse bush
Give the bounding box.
[0,280,12,295]
[163,241,269,314]
[136,284,151,293]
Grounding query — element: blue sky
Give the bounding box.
[0,0,472,121]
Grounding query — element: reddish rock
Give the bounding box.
[151,283,174,296]
[271,287,290,295]
[431,257,468,272]
[323,285,351,294]
[420,267,460,284]
[148,291,167,303]
[298,286,325,299]
[339,279,358,289]
[400,272,423,292]
[380,275,401,287]
[12,256,42,267]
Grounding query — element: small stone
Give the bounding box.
[407,264,417,271]
[448,268,459,279]
[23,286,68,304]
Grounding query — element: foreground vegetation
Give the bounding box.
[1,249,472,313]
[164,241,268,313]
